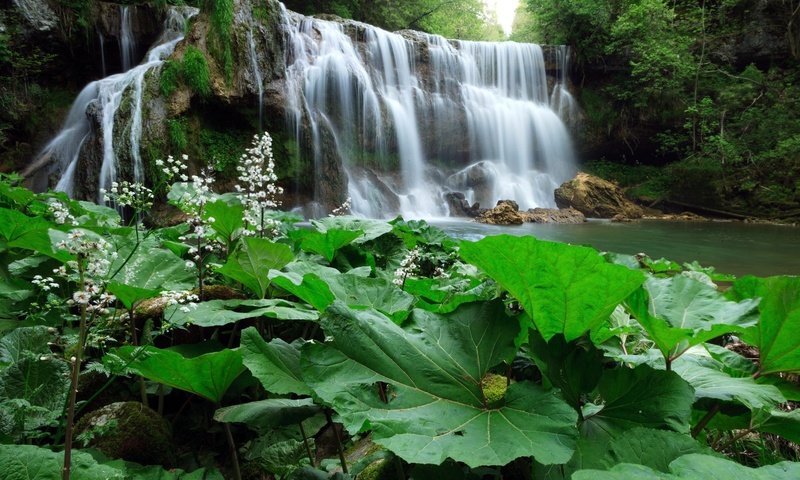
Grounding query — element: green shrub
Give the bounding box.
[159,60,181,97]
[167,118,188,151]
[199,128,245,178]
[204,0,234,83]
[181,47,211,97]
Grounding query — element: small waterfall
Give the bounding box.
[36,7,199,199]
[281,8,577,218]
[98,33,107,77]
[549,46,578,125]
[119,6,137,71]
[247,30,265,131]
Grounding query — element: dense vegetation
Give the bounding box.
[1,132,799,478]
[515,0,800,218]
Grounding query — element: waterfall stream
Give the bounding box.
[281,7,577,218]
[36,7,198,199]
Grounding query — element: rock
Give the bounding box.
[75,401,176,467]
[446,161,498,206]
[554,172,644,219]
[444,191,480,217]
[476,200,525,225]
[525,207,586,224]
[13,0,58,33]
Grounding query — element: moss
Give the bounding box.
[182,47,211,98]
[168,118,189,152]
[358,459,395,480]
[160,60,181,97]
[199,128,246,178]
[204,0,235,84]
[481,373,508,407]
[74,401,175,467]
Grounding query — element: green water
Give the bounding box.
[434,219,800,278]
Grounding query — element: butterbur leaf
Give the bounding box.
[733,276,800,375]
[204,200,244,243]
[271,272,336,311]
[0,326,53,366]
[295,229,363,262]
[113,346,244,403]
[603,427,710,472]
[582,365,694,439]
[0,444,222,479]
[572,453,800,479]
[166,299,318,327]
[0,356,70,411]
[240,327,311,395]
[214,398,320,433]
[626,275,758,362]
[313,216,393,243]
[218,237,294,298]
[459,235,644,342]
[302,301,578,467]
[671,354,785,409]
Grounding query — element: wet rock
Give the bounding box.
[476,200,525,225]
[526,207,586,224]
[75,401,176,467]
[13,0,58,33]
[554,172,644,219]
[444,191,480,217]
[446,161,497,206]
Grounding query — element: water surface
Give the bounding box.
[434,219,800,277]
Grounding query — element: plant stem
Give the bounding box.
[63,259,88,480]
[299,421,315,467]
[325,409,348,474]
[220,414,242,480]
[691,403,720,438]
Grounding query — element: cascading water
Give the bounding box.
[119,6,137,71]
[550,46,578,125]
[247,29,265,132]
[35,7,198,199]
[281,8,577,218]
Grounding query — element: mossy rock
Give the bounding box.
[74,401,176,467]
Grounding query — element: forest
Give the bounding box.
[0,0,799,479]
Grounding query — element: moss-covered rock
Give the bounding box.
[74,401,176,467]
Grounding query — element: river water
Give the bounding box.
[434,219,800,277]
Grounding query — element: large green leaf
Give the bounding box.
[302,301,578,467]
[218,237,294,298]
[271,272,336,311]
[582,365,695,439]
[626,275,758,362]
[204,199,244,244]
[166,299,318,327]
[312,216,393,243]
[273,271,415,322]
[671,354,785,409]
[294,229,363,262]
[109,247,195,290]
[403,277,495,314]
[112,346,244,403]
[0,326,53,366]
[459,235,644,341]
[0,444,222,479]
[214,398,320,433]
[240,327,311,395]
[733,276,800,375]
[602,427,710,472]
[572,453,800,479]
[0,357,69,412]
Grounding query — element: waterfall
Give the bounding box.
[119,6,136,71]
[35,7,198,200]
[247,30,265,132]
[99,33,107,77]
[550,46,578,125]
[281,8,577,218]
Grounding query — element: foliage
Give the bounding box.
[159,60,182,97]
[181,46,212,98]
[0,172,798,476]
[203,0,235,83]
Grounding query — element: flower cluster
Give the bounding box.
[101,181,154,210]
[48,200,77,225]
[31,275,60,292]
[235,132,283,236]
[176,167,222,266]
[393,248,421,286]
[330,197,352,217]
[155,154,189,182]
[53,230,118,311]
[161,290,200,313]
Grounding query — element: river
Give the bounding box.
[434,219,800,277]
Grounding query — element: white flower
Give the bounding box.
[73,291,91,304]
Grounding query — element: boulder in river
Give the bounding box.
[476,200,525,225]
[526,207,586,224]
[554,172,644,219]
